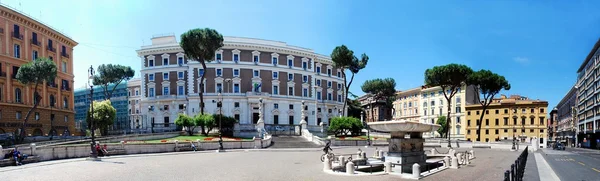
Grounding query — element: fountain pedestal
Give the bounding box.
[368,121,440,174]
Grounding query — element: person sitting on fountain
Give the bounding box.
[323,140,333,155]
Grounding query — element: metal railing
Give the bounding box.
[504,146,528,181]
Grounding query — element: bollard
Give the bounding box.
[431,148,436,156]
[511,164,515,181]
[385,162,392,173]
[174,140,179,151]
[323,156,332,171]
[443,156,450,168]
[456,153,463,164]
[346,161,355,174]
[504,170,510,181]
[412,163,421,179]
[451,156,459,169]
[30,143,36,155]
[339,156,346,166]
[469,150,474,159]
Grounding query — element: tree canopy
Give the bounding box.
[361,78,396,101]
[86,100,116,136]
[328,117,363,136]
[331,45,368,116]
[175,114,196,136]
[92,64,134,100]
[16,57,57,142]
[180,28,224,114]
[436,116,448,138]
[467,69,510,141]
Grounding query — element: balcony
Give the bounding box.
[11,32,23,40]
[61,52,70,58]
[47,82,58,88]
[31,39,41,46]
[47,46,56,53]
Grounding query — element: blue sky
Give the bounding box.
[4,0,600,109]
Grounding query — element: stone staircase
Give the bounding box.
[269,135,321,148]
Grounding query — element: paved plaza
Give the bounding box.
[0,147,521,181]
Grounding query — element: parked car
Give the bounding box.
[553,143,566,150]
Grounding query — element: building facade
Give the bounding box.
[548,108,558,143]
[393,87,420,122]
[127,78,144,132]
[465,95,548,147]
[134,35,345,132]
[74,82,129,134]
[575,38,600,149]
[359,94,392,122]
[556,86,577,147]
[0,5,77,137]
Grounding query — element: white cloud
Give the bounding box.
[513,57,530,64]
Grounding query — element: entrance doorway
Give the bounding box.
[253,113,259,124]
[289,116,294,125]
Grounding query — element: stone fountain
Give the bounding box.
[367,120,440,173]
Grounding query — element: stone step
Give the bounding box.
[269,136,321,148]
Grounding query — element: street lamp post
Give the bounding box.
[217,92,224,150]
[87,65,99,160]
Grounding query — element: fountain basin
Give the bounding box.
[367,120,440,133]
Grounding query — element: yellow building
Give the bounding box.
[465,95,548,147]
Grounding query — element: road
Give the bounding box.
[542,147,600,181]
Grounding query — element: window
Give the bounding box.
[495,119,499,126]
[540,108,544,113]
[327,81,332,88]
[15,88,21,103]
[316,67,321,74]
[273,85,279,95]
[540,117,544,125]
[455,107,461,113]
[32,50,38,60]
[495,110,499,114]
[456,97,461,103]
[149,74,155,81]
[476,111,480,115]
[163,87,169,95]
[216,68,222,77]
[49,56,53,60]
[424,109,427,116]
[178,72,184,79]
[64,115,68,122]
[149,88,155,97]
[337,71,341,77]
[35,112,39,121]
[288,73,293,81]
[468,120,471,126]
[338,95,342,102]
[303,75,308,83]
[504,118,508,125]
[148,58,154,67]
[178,57,183,65]
[504,129,508,133]
[216,53,222,61]
[504,109,508,114]
[317,91,322,100]
[273,72,278,79]
[317,80,321,86]
[530,118,534,125]
[234,69,239,77]
[216,83,222,93]
[495,129,499,134]
[337,84,341,90]
[274,103,279,109]
[288,59,293,67]
[456,117,461,124]
[253,70,259,77]
[409,102,412,107]
[253,55,259,63]
[63,97,68,108]
[16,111,22,119]
[531,108,534,113]
[234,84,240,93]
[178,86,184,95]
[327,68,331,76]
[485,129,489,135]
[485,119,489,125]
[288,87,293,96]
[431,101,435,106]
[199,69,205,76]
[163,72,168,79]
[233,54,239,62]
[328,93,332,100]
[272,57,278,66]
[302,62,307,70]
[235,102,240,108]
[303,88,308,97]
[13,44,20,58]
[163,58,168,65]
[440,99,443,105]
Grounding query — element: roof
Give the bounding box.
[577,38,600,73]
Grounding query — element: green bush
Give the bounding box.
[328,117,363,136]
[212,114,236,137]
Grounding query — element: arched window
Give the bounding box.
[14,88,21,103]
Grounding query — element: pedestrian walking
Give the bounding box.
[191,142,197,152]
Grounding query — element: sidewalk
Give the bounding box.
[523,150,540,181]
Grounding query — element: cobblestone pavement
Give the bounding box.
[0,147,520,181]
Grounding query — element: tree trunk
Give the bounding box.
[200,61,207,114]
[19,83,41,143]
[476,107,486,141]
[200,125,206,136]
[445,97,452,142]
[341,71,349,116]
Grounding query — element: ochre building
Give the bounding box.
[0,5,77,137]
[465,95,548,147]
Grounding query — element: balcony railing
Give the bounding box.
[12,32,23,40]
[61,52,70,58]
[31,39,41,46]
[47,46,56,52]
